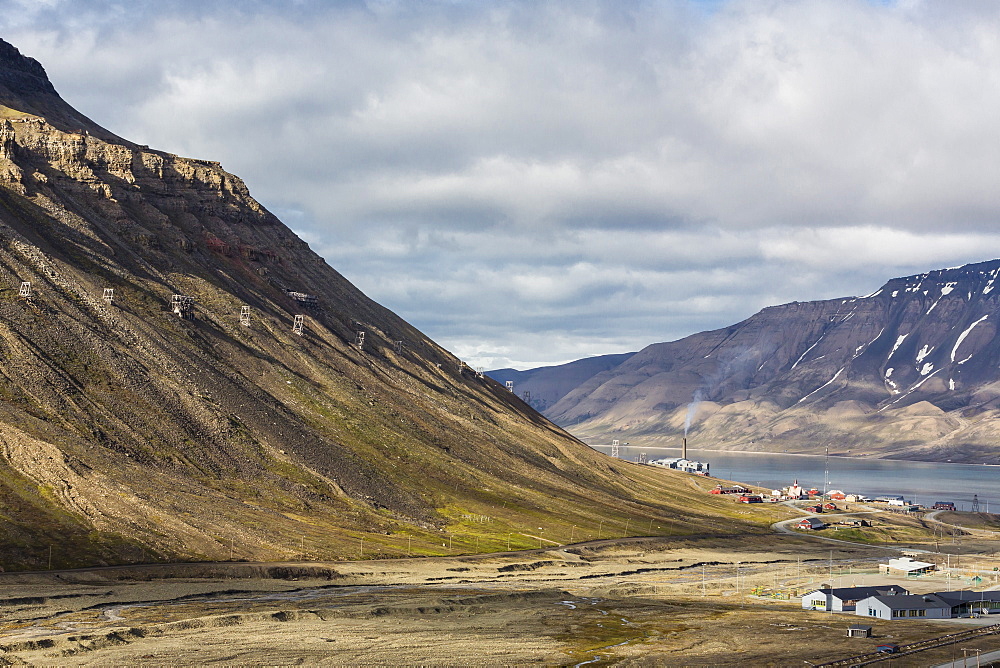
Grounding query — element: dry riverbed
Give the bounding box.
[2,534,999,666]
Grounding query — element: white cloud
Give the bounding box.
[6,0,1000,369]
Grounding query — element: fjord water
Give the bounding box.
[590,445,999,510]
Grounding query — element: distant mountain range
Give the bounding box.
[494,261,1000,463]
[486,352,635,414]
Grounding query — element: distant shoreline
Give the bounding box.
[585,444,1000,468]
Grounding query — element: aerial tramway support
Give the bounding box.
[18,282,30,299]
[292,314,304,335]
[102,288,114,304]
[505,381,514,392]
[611,440,620,458]
[355,331,365,350]
[240,305,251,326]
[171,294,194,318]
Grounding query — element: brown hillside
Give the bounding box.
[0,39,764,570]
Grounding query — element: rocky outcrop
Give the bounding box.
[0,39,55,97]
[547,261,1000,463]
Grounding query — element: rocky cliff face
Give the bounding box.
[548,261,1000,463]
[0,40,721,570]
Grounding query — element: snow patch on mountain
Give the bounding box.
[951,315,989,362]
[791,337,823,370]
[880,369,943,411]
[890,334,908,358]
[797,367,844,404]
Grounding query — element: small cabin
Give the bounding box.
[847,624,872,638]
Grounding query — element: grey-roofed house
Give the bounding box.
[856,593,953,620]
[802,585,909,612]
[933,590,1000,617]
[797,517,827,530]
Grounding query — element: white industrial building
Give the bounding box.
[649,457,709,474]
[879,556,936,576]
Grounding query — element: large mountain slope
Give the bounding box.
[548,261,1000,463]
[0,40,758,570]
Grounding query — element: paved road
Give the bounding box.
[931,646,1000,667]
[927,510,1000,538]
[771,504,928,553]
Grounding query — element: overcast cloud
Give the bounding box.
[4,0,1000,369]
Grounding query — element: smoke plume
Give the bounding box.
[684,390,703,436]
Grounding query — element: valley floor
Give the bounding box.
[4,528,1000,666]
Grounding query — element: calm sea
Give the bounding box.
[589,445,1000,511]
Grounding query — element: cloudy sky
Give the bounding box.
[4,0,1000,369]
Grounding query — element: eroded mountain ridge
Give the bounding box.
[0,39,714,569]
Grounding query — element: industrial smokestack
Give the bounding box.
[682,437,687,460]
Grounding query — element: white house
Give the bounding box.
[802,585,908,612]
[857,594,952,620]
[855,591,1000,620]
[786,480,804,499]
